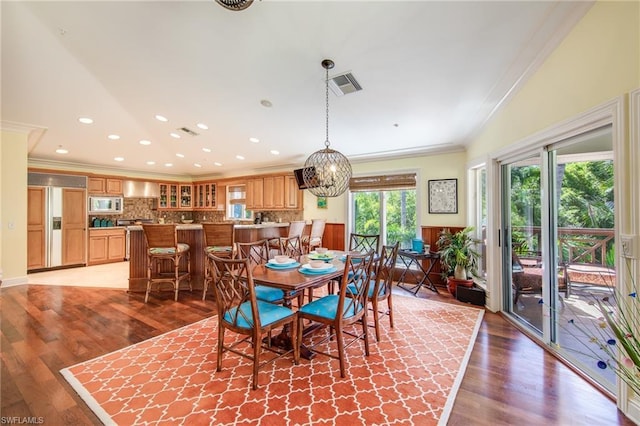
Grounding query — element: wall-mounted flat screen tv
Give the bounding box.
[293,167,319,189]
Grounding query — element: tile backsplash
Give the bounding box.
[89,197,303,226]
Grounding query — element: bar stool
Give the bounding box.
[142,224,191,303]
[202,222,235,300]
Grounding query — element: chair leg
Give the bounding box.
[372,299,381,342]
[216,326,225,372]
[291,317,299,365]
[145,257,152,303]
[361,314,370,356]
[252,333,261,390]
[335,327,346,378]
[388,295,394,329]
[174,258,180,301]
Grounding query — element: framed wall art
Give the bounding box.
[428,178,458,214]
[316,196,327,209]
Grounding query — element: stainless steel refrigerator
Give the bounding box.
[28,173,87,269]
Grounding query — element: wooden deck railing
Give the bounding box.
[512,226,614,268]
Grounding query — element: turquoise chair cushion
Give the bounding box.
[223,300,294,329]
[149,243,190,254]
[255,285,285,303]
[347,280,385,298]
[299,294,363,320]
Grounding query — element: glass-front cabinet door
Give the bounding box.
[179,184,192,209]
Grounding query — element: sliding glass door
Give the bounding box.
[501,126,616,392]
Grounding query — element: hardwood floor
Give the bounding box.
[1,271,635,425]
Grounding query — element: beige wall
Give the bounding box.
[302,150,468,228]
[467,0,640,160]
[1,130,28,284]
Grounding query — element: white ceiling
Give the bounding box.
[1,1,592,178]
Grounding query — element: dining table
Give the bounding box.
[250,251,347,359]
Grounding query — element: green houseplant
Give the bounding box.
[436,227,480,295]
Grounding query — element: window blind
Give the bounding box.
[349,173,416,192]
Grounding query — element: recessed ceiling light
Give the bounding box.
[170,132,181,139]
[114,157,124,162]
[139,140,151,145]
[55,147,68,154]
[235,155,245,160]
[270,150,280,155]
[196,123,208,130]
[214,162,222,166]
[146,161,155,165]
[176,153,185,158]
[155,114,168,122]
[194,163,202,168]
[249,137,259,143]
[164,163,173,167]
[107,134,120,140]
[78,117,93,124]
[202,147,212,153]
[260,99,273,108]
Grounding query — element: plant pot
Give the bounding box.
[447,277,474,296]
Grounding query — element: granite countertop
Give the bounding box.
[127,222,290,231]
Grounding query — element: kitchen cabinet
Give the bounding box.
[88,228,125,265]
[263,175,285,209]
[284,175,301,209]
[246,178,264,210]
[88,177,123,195]
[27,187,46,270]
[246,174,301,211]
[179,184,193,209]
[194,182,217,209]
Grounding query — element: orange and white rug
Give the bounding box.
[61,296,483,425]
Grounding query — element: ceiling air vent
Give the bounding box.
[328,72,362,97]
[178,127,199,137]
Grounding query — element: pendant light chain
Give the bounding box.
[303,58,352,197]
[325,65,330,148]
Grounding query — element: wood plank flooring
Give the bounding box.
[1,277,635,425]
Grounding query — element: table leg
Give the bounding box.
[266,290,316,360]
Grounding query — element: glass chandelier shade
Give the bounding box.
[303,59,352,197]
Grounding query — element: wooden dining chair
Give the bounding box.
[208,254,299,390]
[268,220,306,251]
[279,235,303,261]
[348,242,399,342]
[236,240,285,304]
[202,222,235,300]
[348,232,380,254]
[141,224,191,303]
[302,219,326,253]
[296,250,375,378]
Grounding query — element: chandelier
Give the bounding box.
[215,0,254,11]
[303,59,352,197]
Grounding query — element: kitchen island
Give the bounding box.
[127,222,290,292]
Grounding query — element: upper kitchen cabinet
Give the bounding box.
[159,183,193,209]
[246,174,302,211]
[285,175,302,209]
[159,183,178,209]
[88,177,122,195]
[263,175,285,209]
[179,184,193,209]
[246,178,264,210]
[193,182,217,210]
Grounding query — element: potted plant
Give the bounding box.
[436,227,480,295]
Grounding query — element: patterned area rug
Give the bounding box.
[61,296,483,425]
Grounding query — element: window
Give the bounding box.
[469,166,487,280]
[349,173,417,249]
[226,185,251,221]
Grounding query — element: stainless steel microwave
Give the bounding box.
[88,196,123,214]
